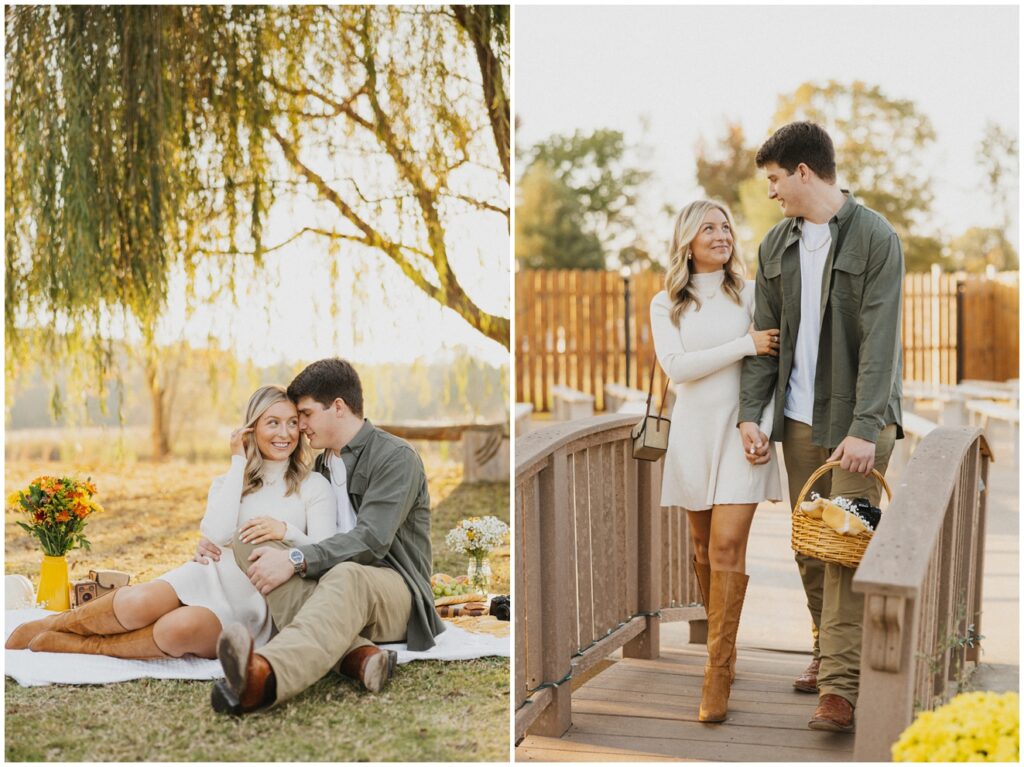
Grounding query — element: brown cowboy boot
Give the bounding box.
[793,657,821,693]
[339,645,399,693]
[27,625,169,659]
[808,693,855,733]
[692,558,735,682]
[698,570,748,723]
[211,623,275,715]
[6,589,127,649]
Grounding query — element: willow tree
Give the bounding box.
[6,5,510,457]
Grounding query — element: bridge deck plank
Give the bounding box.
[516,646,856,763]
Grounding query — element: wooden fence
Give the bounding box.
[515,270,1019,412]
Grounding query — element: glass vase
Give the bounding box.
[37,554,71,611]
[466,552,492,593]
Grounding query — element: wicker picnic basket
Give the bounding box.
[791,461,893,569]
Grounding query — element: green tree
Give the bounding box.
[525,128,650,256]
[695,121,757,216]
[736,176,784,262]
[902,234,947,273]
[947,228,1019,273]
[976,121,1018,236]
[773,81,936,234]
[515,162,604,270]
[6,6,509,456]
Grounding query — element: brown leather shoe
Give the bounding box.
[339,645,399,693]
[212,623,274,714]
[793,657,821,693]
[808,693,855,732]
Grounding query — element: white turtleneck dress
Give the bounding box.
[157,457,335,647]
[650,271,782,510]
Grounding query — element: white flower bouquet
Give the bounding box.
[445,515,509,557]
[445,515,509,592]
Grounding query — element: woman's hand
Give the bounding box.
[749,327,781,357]
[238,516,287,544]
[230,426,254,457]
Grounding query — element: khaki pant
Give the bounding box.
[232,539,412,705]
[781,419,896,707]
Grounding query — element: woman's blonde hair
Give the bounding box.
[241,385,312,498]
[664,200,746,324]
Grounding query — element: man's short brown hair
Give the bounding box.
[287,358,364,417]
[755,121,837,183]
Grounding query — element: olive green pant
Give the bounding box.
[781,419,897,707]
[232,539,412,705]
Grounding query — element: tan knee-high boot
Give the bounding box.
[699,570,748,723]
[27,626,169,659]
[693,558,736,682]
[5,589,128,650]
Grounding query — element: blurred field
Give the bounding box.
[5,447,510,762]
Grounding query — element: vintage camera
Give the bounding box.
[71,569,131,608]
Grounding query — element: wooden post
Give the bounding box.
[623,458,661,659]
[853,593,919,761]
[532,447,574,736]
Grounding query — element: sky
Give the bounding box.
[515,4,1020,252]
[158,191,510,369]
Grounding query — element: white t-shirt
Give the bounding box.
[327,452,357,534]
[784,220,832,425]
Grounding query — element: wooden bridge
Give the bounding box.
[514,415,991,762]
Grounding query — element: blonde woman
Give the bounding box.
[7,385,336,659]
[650,200,782,722]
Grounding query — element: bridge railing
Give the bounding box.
[514,414,702,742]
[853,426,991,761]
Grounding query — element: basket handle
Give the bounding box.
[792,460,893,513]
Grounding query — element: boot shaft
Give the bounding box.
[27,625,167,659]
[705,570,748,669]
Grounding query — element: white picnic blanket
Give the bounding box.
[4,608,509,687]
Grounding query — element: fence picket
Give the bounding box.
[516,270,1017,410]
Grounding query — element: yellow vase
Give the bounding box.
[37,554,71,611]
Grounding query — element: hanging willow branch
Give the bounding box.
[6,5,510,400]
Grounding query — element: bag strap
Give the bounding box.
[642,356,672,421]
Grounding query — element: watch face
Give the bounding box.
[289,549,303,565]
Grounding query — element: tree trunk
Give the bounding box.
[143,348,172,461]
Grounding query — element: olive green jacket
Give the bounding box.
[300,419,445,651]
[739,192,905,448]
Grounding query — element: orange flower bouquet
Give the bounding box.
[8,476,103,556]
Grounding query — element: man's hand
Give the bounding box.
[193,537,221,565]
[739,422,771,465]
[247,547,294,595]
[828,436,876,476]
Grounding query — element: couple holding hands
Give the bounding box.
[8,358,444,713]
[651,121,904,732]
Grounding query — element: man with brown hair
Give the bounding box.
[738,121,904,732]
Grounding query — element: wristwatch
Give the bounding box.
[288,548,307,576]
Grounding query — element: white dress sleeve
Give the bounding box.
[199,456,246,546]
[651,293,756,384]
[282,473,337,545]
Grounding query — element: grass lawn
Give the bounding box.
[5,451,510,762]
